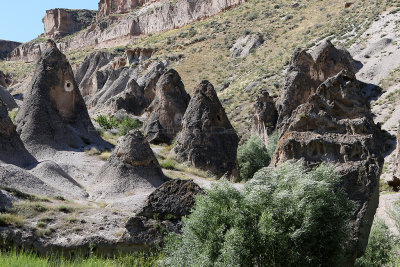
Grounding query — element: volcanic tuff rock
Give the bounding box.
[43,9,97,39]
[272,71,384,263]
[97,0,159,18]
[93,131,168,199]
[0,86,18,110]
[0,40,21,59]
[138,61,167,104]
[16,40,109,157]
[9,0,246,61]
[126,48,154,64]
[0,190,17,212]
[75,51,112,98]
[7,41,47,63]
[123,179,203,248]
[108,78,147,115]
[0,70,12,88]
[143,69,190,144]
[171,80,239,179]
[0,101,36,167]
[230,33,264,58]
[250,90,278,146]
[277,40,357,132]
[392,128,400,188]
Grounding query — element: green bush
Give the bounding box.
[355,219,396,267]
[94,115,117,130]
[267,131,279,158]
[164,162,353,267]
[118,117,142,136]
[237,135,270,181]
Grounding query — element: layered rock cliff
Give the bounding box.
[97,0,159,18]
[8,0,246,61]
[43,9,97,38]
[0,40,21,59]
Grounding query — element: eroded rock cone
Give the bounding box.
[143,69,190,144]
[272,71,383,264]
[108,78,147,115]
[277,40,357,132]
[16,40,109,156]
[171,80,239,179]
[123,179,203,248]
[93,131,168,199]
[250,90,278,145]
[137,61,167,105]
[0,100,36,167]
[0,86,17,110]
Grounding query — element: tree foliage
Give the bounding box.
[164,162,353,267]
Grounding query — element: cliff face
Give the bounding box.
[97,0,159,18]
[0,40,21,59]
[43,9,97,38]
[9,0,246,61]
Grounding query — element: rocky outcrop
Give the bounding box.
[97,0,159,18]
[272,71,383,263]
[7,41,47,62]
[230,33,264,58]
[123,179,203,248]
[108,78,147,115]
[16,40,109,157]
[9,0,246,62]
[93,131,168,199]
[250,90,278,145]
[171,80,239,179]
[0,71,12,88]
[0,40,21,59]
[75,51,113,98]
[43,9,97,39]
[0,100,36,167]
[143,69,190,144]
[138,61,167,104]
[277,40,357,131]
[126,48,154,64]
[392,129,400,190]
[0,86,17,110]
[0,190,17,212]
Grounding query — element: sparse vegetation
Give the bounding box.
[165,162,353,266]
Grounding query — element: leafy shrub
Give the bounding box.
[355,219,396,267]
[118,117,142,136]
[237,135,270,181]
[94,115,117,130]
[164,162,353,266]
[267,131,279,158]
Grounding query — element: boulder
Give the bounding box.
[0,100,36,167]
[16,40,109,157]
[0,86,18,110]
[271,71,384,263]
[75,51,112,98]
[277,40,357,131]
[250,90,278,145]
[230,33,264,58]
[123,179,203,248]
[0,70,12,88]
[0,40,21,59]
[171,80,239,179]
[43,9,97,39]
[143,69,190,144]
[93,131,168,199]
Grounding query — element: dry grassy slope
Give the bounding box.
[0,0,398,137]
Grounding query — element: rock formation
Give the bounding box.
[0,86,17,110]
[97,0,159,18]
[272,71,384,263]
[126,48,154,64]
[75,51,112,98]
[7,41,47,63]
[0,190,17,212]
[93,131,168,199]
[123,179,203,248]
[137,61,167,104]
[0,70,12,88]
[277,40,357,131]
[0,100,36,167]
[9,0,246,61]
[143,69,190,144]
[171,80,239,179]
[250,90,278,145]
[230,33,264,58]
[43,9,97,39]
[108,78,147,115]
[391,129,400,190]
[16,40,109,157]
[0,40,21,59]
